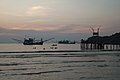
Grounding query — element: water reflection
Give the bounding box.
[0,51,120,80]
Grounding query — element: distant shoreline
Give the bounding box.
[0,50,120,53]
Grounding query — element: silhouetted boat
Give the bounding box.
[12,37,54,45]
[58,40,76,44]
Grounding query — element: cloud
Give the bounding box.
[26,6,49,17]
[56,24,89,33]
[0,32,15,36]
[0,6,50,17]
[0,24,65,31]
[1,23,114,36]
[0,23,90,33]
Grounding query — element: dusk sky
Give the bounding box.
[0,0,120,42]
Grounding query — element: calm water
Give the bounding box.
[0,44,120,80]
[0,43,80,52]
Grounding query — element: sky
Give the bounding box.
[0,0,120,42]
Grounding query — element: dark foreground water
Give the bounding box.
[0,52,120,80]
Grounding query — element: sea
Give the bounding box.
[0,43,120,80]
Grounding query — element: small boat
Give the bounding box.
[51,44,57,46]
[58,40,76,44]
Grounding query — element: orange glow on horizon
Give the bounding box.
[0,25,64,31]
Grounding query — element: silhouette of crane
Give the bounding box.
[90,25,101,36]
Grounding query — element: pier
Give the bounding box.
[81,32,120,50]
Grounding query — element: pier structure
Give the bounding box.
[81,37,120,50]
[81,27,120,50]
